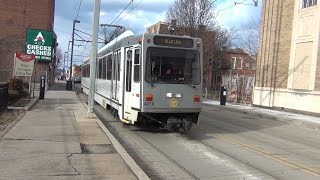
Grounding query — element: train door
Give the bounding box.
[131,48,141,110]
[115,50,121,100]
[112,51,117,100]
[123,48,133,121]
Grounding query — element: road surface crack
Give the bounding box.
[67,154,80,175]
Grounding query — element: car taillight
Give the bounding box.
[194,95,200,102]
[146,94,153,101]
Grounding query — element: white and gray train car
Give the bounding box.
[81,30,203,131]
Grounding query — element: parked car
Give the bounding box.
[73,76,81,84]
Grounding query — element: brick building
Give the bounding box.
[210,48,256,103]
[0,0,57,88]
[254,0,320,114]
[220,48,256,76]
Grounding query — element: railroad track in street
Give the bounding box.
[75,89,320,180]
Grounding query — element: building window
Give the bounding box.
[237,58,243,69]
[232,57,236,69]
[302,0,317,8]
[245,62,250,69]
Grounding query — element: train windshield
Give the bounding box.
[146,47,201,85]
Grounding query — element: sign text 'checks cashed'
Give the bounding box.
[26,29,53,62]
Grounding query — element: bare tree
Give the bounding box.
[238,17,260,57]
[55,47,63,67]
[166,0,217,37]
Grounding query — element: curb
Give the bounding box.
[75,92,150,180]
[25,98,39,111]
[7,98,39,111]
[0,111,26,141]
[0,99,39,141]
[203,102,320,131]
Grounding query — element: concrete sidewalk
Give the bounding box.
[203,100,320,130]
[0,81,147,180]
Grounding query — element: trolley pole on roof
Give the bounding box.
[87,0,101,118]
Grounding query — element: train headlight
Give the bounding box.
[166,93,173,98]
[175,93,182,98]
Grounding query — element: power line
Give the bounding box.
[99,0,133,36]
[75,0,83,20]
[80,0,137,58]
[75,29,105,41]
[114,0,144,25]
[216,0,248,14]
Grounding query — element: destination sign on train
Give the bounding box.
[153,36,194,48]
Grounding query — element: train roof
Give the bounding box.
[82,30,201,64]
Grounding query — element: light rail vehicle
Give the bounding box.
[81,30,203,131]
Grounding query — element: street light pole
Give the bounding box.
[66,20,80,90]
[70,19,80,80]
[87,0,101,118]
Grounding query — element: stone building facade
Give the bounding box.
[254,0,320,114]
[0,0,56,87]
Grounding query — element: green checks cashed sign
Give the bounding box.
[26,29,53,62]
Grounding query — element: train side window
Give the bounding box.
[117,51,121,81]
[102,57,106,79]
[99,58,103,79]
[88,64,90,77]
[134,49,140,82]
[126,50,132,92]
[107,54,112,80]
[113,53,117,80]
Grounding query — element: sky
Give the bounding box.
[54,0,262,67]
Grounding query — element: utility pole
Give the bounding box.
[67,19,80,90]
[88,0,101,118]
[100,24,122,44]
[64,52,67,79]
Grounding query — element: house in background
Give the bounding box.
[211,48,256,103]
[254,0,320,114]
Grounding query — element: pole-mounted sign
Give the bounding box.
[13,53,35,77]
[26,29,53,62]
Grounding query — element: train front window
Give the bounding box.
[146,47,200,85]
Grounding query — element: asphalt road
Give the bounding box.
[74,84,320,180]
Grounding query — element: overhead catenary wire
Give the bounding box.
[99,0,134,37]
[114,0,144,25]
[80,0,143,59]
[216,0,248,14]
[75,0,83,20]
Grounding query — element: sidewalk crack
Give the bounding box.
[67,154,80,176]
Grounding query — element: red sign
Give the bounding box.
[14,53,36,76]
[16,53,36,62]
